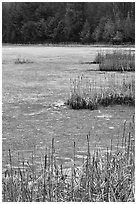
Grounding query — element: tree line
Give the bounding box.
[2,2,135,44]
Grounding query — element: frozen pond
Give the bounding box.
[2,45,135,169]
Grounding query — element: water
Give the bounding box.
[2,45,135,170]
[2,98,134,169]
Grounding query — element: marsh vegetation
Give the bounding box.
[94,50,135,72]
[67,73,135,110]
[2,46,135,202]
[2,117,135,202]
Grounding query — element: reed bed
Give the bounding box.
[94,50,135,72]
[2,116,135,202]
[66,73,135,110]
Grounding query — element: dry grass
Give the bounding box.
[2,116,135,202]
[94,50,135,72]
[15,56,33,64]
[66,74,135,110]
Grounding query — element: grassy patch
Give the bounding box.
[66,74,135,110]
[94,50,135,71]
[2,117,135,202]
[15,56,33,64]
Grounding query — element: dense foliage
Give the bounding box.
[2,2,135,44]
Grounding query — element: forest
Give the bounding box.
[2,2,135,44]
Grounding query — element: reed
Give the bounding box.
[94,50,135,72]
[2,117,135,202]
[66,74,135,110]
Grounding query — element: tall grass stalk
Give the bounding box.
[2,118,135,202]
[9,149,14,201]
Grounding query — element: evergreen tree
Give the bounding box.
[80,20,91,43]
[92,17,108,42]
[64,2,84,42]
[103,18,115,42]
[21,21,38,43]
[123,13,135,42]
[51,20,65,43]
[2,2,135,44]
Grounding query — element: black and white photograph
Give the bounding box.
[2,1,135,202]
